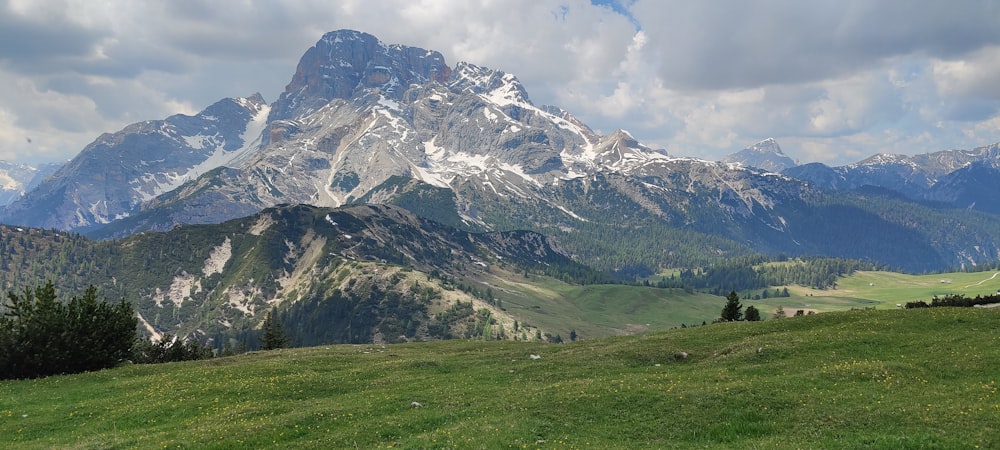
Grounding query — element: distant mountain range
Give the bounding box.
[721,137,1000,215]
[781,144,1000,214]
[2,30,1000,273]
[0,161,61,206]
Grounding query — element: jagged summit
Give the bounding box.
[853,153,913,168]
[269,29,451,122]
[723,138,796,173]
[748,138,780,152]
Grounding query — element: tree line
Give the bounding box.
[905,293,1000,309]
[0,283,268,380]
[678,257,882,293]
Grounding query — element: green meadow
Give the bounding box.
[492,274,723,338]
[2,307,998,449]
[493,269,1000,340]
[748,270,1000,315]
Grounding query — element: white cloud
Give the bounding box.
[1,0,999,167]
[933,45,1000,101]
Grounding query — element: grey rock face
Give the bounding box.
[99,34,615,235]
[268,30,451,124]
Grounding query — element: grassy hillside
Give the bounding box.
[2,308,997,448]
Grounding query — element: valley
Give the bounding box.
[2,4,999,448]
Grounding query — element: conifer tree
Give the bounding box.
[720,290,743,322]
[261,308,286,350]
[1,282,136,379]
[745,305,761,321]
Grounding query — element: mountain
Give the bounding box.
[0,203,605,344]
[4,30,1000,273]
[925,161,1000,214]
[722,138,796,172]
[783,143,1000,212]
[0,94,269,230]
[0,161,61,206]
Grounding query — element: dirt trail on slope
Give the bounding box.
[963,271,1000,289]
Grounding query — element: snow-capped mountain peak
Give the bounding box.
[723,138,796,172]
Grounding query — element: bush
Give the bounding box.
[905,293,1000,309]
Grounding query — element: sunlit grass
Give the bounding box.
[2,307,998,448]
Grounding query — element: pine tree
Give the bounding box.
[720,290,743,322]
[261,308,286,350]
[1,282,136,379]
[745,305,761,321]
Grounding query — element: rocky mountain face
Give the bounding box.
[268,29,451,124]
[723,138,796,173]
[3,30,1000,272]
[0,161,61,206]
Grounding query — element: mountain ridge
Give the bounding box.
[783,142,1000,212]
[1,202,604,343]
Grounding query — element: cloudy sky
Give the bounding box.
[2,0,999,166]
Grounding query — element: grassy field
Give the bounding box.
[479,269,1000,340]
[489,274,722,338]
[2,307,998,449]
[749,270,1000,316]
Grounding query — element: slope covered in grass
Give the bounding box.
[2,308,998,448]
